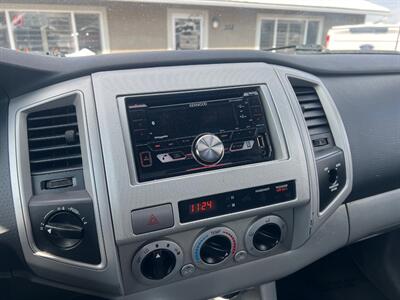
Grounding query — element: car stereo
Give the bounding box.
[125,87,274,182]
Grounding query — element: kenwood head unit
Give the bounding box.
[125,87,274,182]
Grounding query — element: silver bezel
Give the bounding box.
[274,66,353,235]
[93,64,311,245]
[8,77,123,296]
[245,215,287,257]
[191,226,237,269]
[132,240,184,285]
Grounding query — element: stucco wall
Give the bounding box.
[106,2,168,51]
[104,3,366,52]
[0,1,367,52]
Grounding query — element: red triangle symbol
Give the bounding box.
[148,214,160,226]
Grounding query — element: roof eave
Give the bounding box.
[110,0,391,15]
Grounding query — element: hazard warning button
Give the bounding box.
[131,204,174,234]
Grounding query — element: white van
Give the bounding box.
[326,23,400,52]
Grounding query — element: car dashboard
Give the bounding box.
[0,49,400,299]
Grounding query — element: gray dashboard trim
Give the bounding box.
[0,89,25,269]
[1,48,400,99]
[116,205,349,300]
[8,77,123,295]
[320,74,400,201]
[347,188,400,243]
[275,67,353,235]
[92,63,311,246]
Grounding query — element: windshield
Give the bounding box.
[0,0,399,56]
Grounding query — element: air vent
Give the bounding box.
[27,105,82,175]
[292,86,335,150]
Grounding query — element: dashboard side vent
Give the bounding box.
[292,86,335,150]
[27,105,82,175]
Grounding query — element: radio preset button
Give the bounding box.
[248,96,261,106]
[150,143,163,151]
[170,151,186,160]
[179,137,193,146]
[165,141,177,148]
[232,129,254,140]
[132,119,147,129]
[229,140,255,152]
[134,129,150,142]
[157,152,186,163]
[230,142,244,151]
[251,106,263,116]
[218,132,232,141]
[139,151,152,167]
[130,110,146,120]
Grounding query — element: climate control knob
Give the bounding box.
[132,240,183,284]
[245,215,286,256]
[141,249,176,280]
[253,223,281,251]
[200,235,232,264]
[193,134,224,165]
[192,227,237,268]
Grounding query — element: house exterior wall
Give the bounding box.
[0,1,367,53]
[104,2,365,52]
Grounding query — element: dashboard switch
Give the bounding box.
[234,250,248,263]
[139,151,152,167]
[180,264,196,277]
[131,204,174,234]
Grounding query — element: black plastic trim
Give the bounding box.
[1,48,400,98]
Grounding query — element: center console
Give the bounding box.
[93,62,325,295]
[9,61,352,300]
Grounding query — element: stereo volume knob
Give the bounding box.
[193,134,224,165]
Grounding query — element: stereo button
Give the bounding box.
[135,129,150,142]
[231,142,244,151]
[251,106,263,116]
[131,204,174,235]
[132,119,147,129]
[218,132,232,141]
[248,96,260,106]
[139,151,152,167]
[170,151,186,160]
[179,137,193,146]
[130,110,146,120]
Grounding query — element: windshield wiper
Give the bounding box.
[263,44,324,52]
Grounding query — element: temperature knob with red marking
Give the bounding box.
[192,227,237,269]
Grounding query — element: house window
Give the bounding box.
[3,10,104,56]
[10,11,75,55]
[75,13,102,54]
[0,12,10,49]
[258,17,322,50]
[169,11,208,50]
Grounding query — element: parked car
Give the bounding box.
[326,23,400,51]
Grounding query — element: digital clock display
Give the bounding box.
[189,200,216,214]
